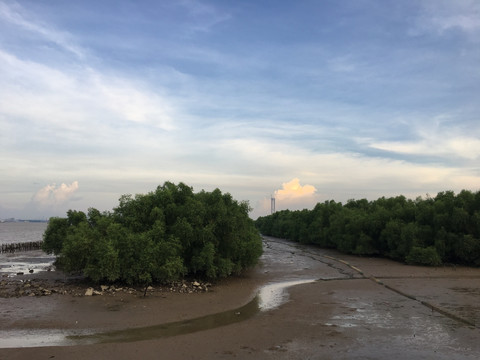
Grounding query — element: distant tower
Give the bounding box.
[271,195,276,214]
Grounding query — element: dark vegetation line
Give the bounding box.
[256,190,480,267]
[42,182,263,286]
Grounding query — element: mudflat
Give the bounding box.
[1,237,480,359]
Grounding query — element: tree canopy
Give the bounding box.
[43,182,262,285]
[255,190,480,267]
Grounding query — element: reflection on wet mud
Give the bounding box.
[0,278,316,348]
[70,296,261,345]
[70,278,316,345]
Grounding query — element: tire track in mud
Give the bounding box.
[263,236,478,328]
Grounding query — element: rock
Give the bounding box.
[147,286,154,291]
[84,287,94,296]
[16,272,24,276]
[93,290,102,296]
[100,285,109,292]
[193,281,200,287]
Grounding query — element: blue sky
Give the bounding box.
[1,0,479,220]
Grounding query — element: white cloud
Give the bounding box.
[89,72,176,130]
[0,50,177,138]
[368,120,480,161]
[275,178,317,200]
[371,137,480,160]
[33,181,79,207]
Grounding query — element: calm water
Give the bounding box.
[0,222,53,276]
[0,222,47,245]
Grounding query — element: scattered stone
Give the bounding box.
[84,287,94,296]
[1,276,215,298]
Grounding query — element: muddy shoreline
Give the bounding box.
[2,237,480,359]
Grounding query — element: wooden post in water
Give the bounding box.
[0,241,44,253]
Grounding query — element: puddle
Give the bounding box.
[0,329,87,348]
[0,250,55,277]
[0,278,316,348]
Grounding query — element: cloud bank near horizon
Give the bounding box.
[32,181,80,208]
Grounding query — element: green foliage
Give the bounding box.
[256,189,480,267]
[44,182,262,284]
[406,246,442,266]
[42,217,69,255]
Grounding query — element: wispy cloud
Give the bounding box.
[370,137,480,161]
[177,0,231,35]
[368,117,480,161]
[0,1,85,58]
[0,50,177,142]
[414,0,480,38]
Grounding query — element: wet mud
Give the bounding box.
[2,236,480,359]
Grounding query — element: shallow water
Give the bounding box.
[257,279,316,311]
[0,222,53,276]
[0,250,55,276]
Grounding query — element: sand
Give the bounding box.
[1,236,480,359]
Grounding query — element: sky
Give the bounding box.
[1,0,479,220]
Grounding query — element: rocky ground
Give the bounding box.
[0,273,212,298]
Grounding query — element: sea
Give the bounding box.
[0,222,55,277]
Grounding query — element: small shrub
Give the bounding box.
[406,246,442,266]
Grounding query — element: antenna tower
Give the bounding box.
[271,194,276,214]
